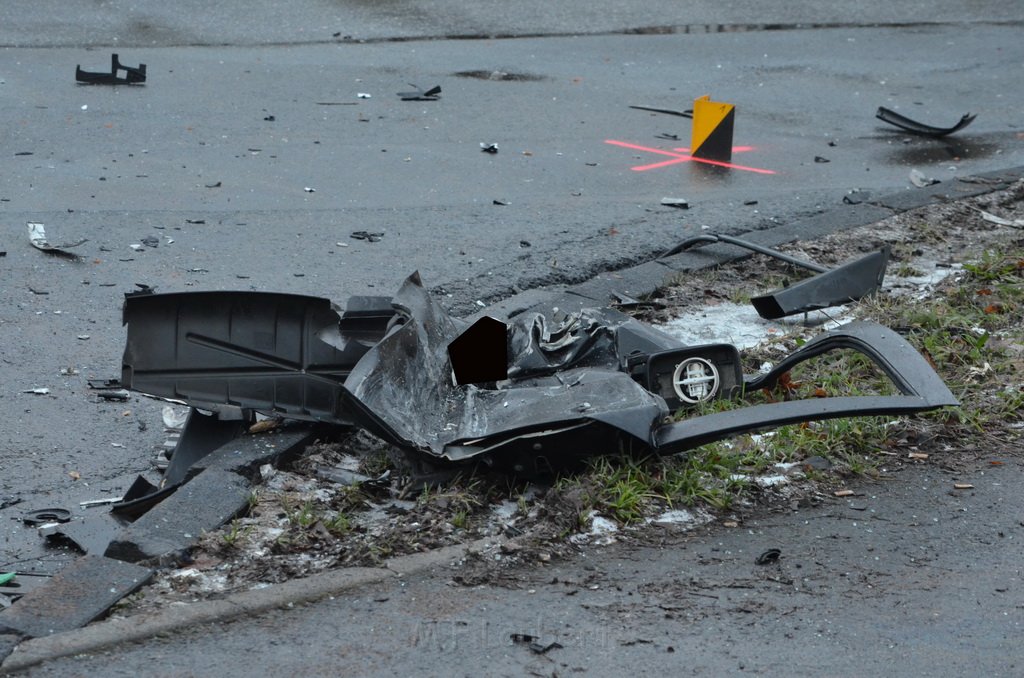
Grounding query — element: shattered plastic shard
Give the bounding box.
[28,222,87,258]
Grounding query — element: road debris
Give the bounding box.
[875,106,975,138]
[909,169,940,187]
[755,548,781,565]
[629,104,693,118]
[22,509,72,526]
[834,489,856,497]
[75,54,146,85]
[397,84,441,101]
[21,388,50,395]
[350,230,384,242]
[27,222,87,258]
[976,210,1024,228]
[510,633,563,654]
[660,197,689,209]
[118,272,957,473]
[953,483,975,490]
[659,232,889,319]
[480,142,499,154]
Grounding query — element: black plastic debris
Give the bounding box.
[755,548,781,565]
[27,222,87,258]
[75,54,146,85]
[88,378,123,390]
[95,389,130,401]
[397,84,441,101]
[511,633,563,654]
[629,105,693,118]
[22,508,71,526]
[118,273,957,475]
[480,143,499,154]
[875,106,976,138]
[351,230,384,242]
[660,233,889,319]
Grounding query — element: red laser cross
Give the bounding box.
[604,139,776,175]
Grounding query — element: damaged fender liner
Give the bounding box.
[120,273,957,469]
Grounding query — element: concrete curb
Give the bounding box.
[1,539,492,673]
[3,166,1021,674]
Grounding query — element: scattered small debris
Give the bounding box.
[976,210,1024,228]
[96,389,130,401]
[843,190,871,205]
[79,497,123,508]
[22,388,50,395]
[814,156,830,163]
[350,231,384,242]
[660,197,689,209]
[28,222,87,258]
[263,115,276,121]
[510,633,563,654]
[356,93,372,99]
[755,548,781,565]
[953,483,975,490]
[480,142,499,154]
[304,187,316,193]
[833,489,856,497]
[909,169,940,188]
[77,334,90,341]
[493,199,508,206]
[397,84,441,101]
[140,235,159,248]
[908,452,930,460]
[205,181,222,189]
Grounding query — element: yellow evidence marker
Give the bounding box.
[691,95,735,162]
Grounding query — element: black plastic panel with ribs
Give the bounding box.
[121,291,392,422]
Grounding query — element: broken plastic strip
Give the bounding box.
[875,106,975,138]
[658,233,829,273]
[654,321,958,455]
[75,54,147,85]
[629,104,694,118]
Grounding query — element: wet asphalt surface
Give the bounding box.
[2,3,1024,672]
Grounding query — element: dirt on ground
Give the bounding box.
[112,181,1024,616]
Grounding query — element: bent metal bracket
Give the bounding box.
[119,272,957,475]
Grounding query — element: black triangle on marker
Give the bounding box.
[692,108,734,162]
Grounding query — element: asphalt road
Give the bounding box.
[1,3,1024,669]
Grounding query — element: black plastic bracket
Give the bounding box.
[76,54,147,85]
